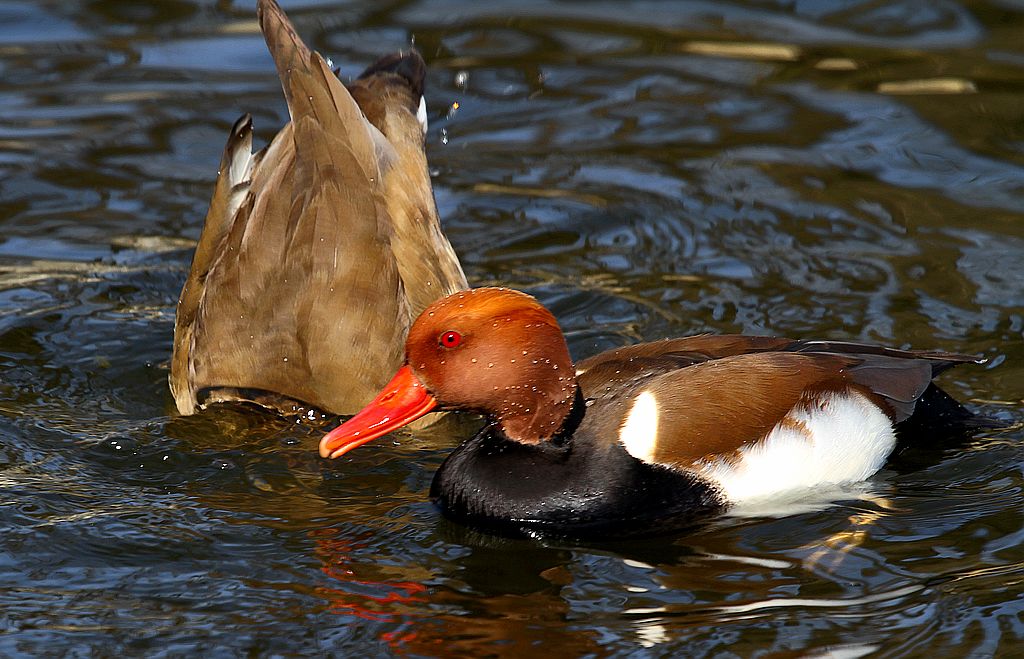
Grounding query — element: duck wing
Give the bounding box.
[574,334,794,393]
[577,337,985,468]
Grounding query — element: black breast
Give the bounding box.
[429,428,726,539]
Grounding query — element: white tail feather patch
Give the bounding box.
[228,141,253,188]
[695,391,896,504]
[620,390,659,463]
[225,130,254,221]
[417,96,428,134]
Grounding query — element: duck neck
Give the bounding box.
[496,378,580,446]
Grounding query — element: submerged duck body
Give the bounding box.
[170,0,466,418]
[320,288,990,538]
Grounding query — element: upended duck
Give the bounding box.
[319,287,993,538]
[171,0,466,418]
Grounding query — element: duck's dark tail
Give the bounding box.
[896,383,1001,442]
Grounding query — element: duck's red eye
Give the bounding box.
[439,330,462,348]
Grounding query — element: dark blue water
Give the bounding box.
[1,0,1022,655]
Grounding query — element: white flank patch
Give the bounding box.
[620,390,660,463]
[696,390,896,505]
[417,96,428,134]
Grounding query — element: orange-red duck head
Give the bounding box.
[319,288,577,458]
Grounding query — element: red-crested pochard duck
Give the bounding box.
[170,0,466,418]
[319,287,992,538]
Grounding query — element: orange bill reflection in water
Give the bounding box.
[309,527,605,656]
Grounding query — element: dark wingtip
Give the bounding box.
[929,353,987,377]
[358,50,427,99]
[221,114,254,168]
[231,113,253,138]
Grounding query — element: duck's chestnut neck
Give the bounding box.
[491,352,577,445]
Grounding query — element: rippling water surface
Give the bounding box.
[2,0,1023,655]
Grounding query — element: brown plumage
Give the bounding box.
[170,0,466,417]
